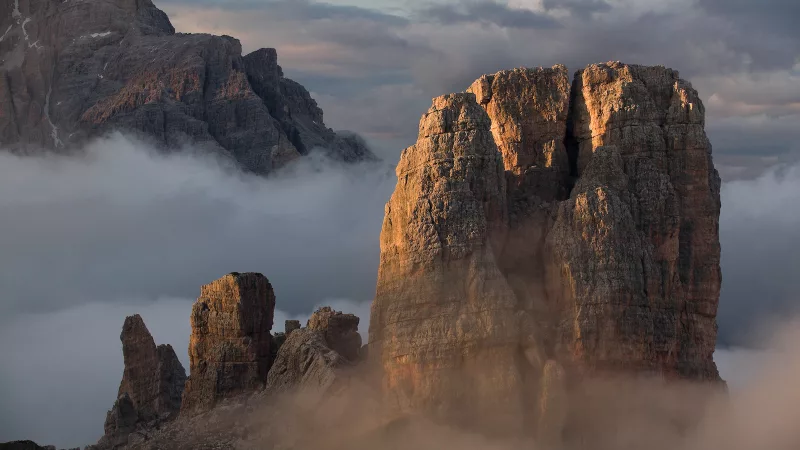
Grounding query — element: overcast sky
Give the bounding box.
[1,0,799,447]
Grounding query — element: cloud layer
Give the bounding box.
[1,1,799,444]
[0,134,388,446]
[0,132,798,446]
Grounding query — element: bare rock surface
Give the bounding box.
[306,306,362,361]
[547,63,722,380]
[368,93,533,435]
[91,314,186,449]
[369,62,723,438]
[467,66,572,346]
[181,272,276,414]
[265,328,350,405]
[0,0,374,172]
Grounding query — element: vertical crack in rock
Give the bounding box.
[547,62,722,382]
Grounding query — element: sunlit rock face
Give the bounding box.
[370,62,722,437]
[368,92,535,436]
[547,63,722,380]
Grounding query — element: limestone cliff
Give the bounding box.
[181,272,276,414]
[369,62,722,437]
[0,0,374,172]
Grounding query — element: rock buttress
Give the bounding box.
[546,62,722,380]
[368,93,534,435]
[467,66,572,351]
[181,272,276,414]
[307,306,362,362]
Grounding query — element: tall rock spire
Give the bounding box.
[181,272,276,414]
[369,62,723,439]
[368,93,536,435]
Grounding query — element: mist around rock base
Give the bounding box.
[0,133,798,448]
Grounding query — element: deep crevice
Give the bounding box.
[563,74,581,196]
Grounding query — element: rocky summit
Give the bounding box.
[0,0,374,172]
[369,62,723,440]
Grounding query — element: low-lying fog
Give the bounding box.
[0,134,798,448]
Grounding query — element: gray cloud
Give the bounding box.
[541,0,611,17]
[419,1,560,29]
[160,0,408,24]
[698,0,800,39]
[0,134,394,319]
[717,164,800,346]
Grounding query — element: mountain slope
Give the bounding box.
[0,0,374,173]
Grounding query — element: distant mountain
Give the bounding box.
[0,0,375,174]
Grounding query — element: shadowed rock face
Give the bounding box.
[467,66,572,344]
[307,306,362,362]
[370,62,722,437]
[181,272,276,414]
[93,314,186,449]
[116,315,186,419]
[0,0,374,172]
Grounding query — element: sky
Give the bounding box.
[1,0,799,447]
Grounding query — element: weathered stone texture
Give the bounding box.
[307,306,362,361]
[369,61,723,436]
[115,315,186,420]
[285,319,301,336]
[368,93,534,435]
[181,272,276,414]
[467,66,573,336]
[93,314,186,449]
[0,0,374,172]
[547,63,721,380]
[467,65,571,203]
[265,328,350,405]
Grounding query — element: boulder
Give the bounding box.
[307,307,362,361]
